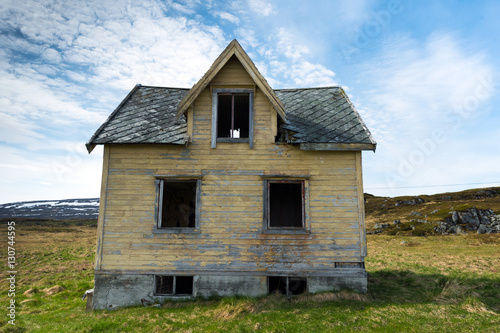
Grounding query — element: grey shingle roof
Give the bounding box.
[87,85,375,151]
[275,87,375,145]
[87,86,189,150]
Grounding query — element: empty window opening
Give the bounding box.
[217,93,249,138]
[335,262,365,269]
[268,276,307,296]
[155,276,174,295]
[175,276,194,295]
[155,276,193,295]
[268,181,304,228]
[268,276,287,294]
[160,181,197,228]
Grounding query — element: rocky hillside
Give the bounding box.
[0,198,99,220]
[365,187,500,236]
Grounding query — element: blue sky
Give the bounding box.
[1,0,499,204]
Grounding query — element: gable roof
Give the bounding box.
[176,39,286,121]
[86,85,376,153]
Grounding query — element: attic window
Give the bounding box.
[218,93,249,138]
[212,89,254,148]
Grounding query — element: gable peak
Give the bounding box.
[176,39,286,121]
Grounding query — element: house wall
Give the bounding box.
[93,56,367,309]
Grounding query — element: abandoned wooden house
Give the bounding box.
[86,39,376,309]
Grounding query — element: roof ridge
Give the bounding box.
[274,86,341,92]
[137,85,190,90]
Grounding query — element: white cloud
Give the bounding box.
[275,28,310,61]
[254,28,337,88]
[166,0,200,14]
[214,11,239,24]
[41,48,62,63]
[248,0,274,16]
[236,28,260,50]
[288,61,337,87]
[0,66,100,123]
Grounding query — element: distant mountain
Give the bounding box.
[0,198,99,220]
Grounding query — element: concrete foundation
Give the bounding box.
[308,274,368,294]
[92,270,367,309]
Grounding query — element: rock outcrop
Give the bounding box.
[395,197,425,207]
[434,208,500,234]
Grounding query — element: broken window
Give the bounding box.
[267,181,304,228]
[211,89,253,148]
[268,276,307,296]
[217,93,250,139]
[155,275,193,296]
[156,179,200,230]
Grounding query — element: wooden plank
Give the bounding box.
[101,249,362,263]
[187,106,193,140]
[100,252,361,268]
[355,151,367,257]
[95,145,110,270]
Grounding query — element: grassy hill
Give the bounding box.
[0,188,499,332]
[365,187,500,236]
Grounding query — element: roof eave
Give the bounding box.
[299,142,377,152]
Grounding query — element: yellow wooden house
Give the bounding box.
[86,40,376,309]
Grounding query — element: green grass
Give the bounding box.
[1,223,499,332]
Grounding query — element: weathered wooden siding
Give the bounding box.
[97,57,365,275]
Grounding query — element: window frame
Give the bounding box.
[154,275,194,296]
[262,178,310,234]
[153,178,201,234]
[211,88,254,149]
[268,276,307,296]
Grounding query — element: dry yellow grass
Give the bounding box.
[293,290,372,303]
[211,301,258,320]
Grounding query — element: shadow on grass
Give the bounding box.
[367,269,500,312]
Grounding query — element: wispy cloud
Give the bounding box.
[0,0,227,203]
[355,32,495,195]
[248,0,274,16]
[213,11,239,24]
[255,28,337,88]
[0,113,44,147]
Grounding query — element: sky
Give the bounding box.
[1,0,499,204]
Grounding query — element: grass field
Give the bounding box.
[1,220,498,332]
